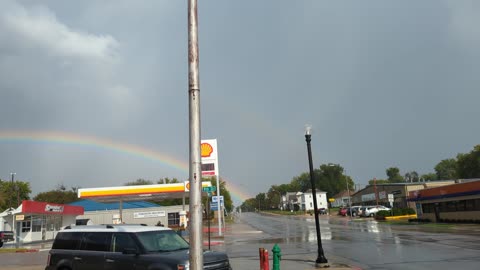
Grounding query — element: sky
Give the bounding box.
[1,0,479,206]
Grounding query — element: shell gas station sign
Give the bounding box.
[201,139,218,177]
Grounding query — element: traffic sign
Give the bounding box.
[212,195,224,203]
[388,194,394,203]
[210,202,219,211]
[202,186,216,193]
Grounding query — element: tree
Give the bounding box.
[125,178,153,186]
[434,159,458,180]
[0,179,31,211]
[420,173,437,182]
[255,193,266,210]
[368,178,389,185]
[456,145,480,179]
[240,198,258,212]
[33,186,79,204]
[386,167,404,183]
[286,163,354,200]
[266,185,283,209]
[404,171,419,182]
[157,177,180,184]
[209,177,234,213]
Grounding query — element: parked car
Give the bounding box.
[342,206,362,217]
[339,206,358,217]
[362,205,391,217]
[0,231,14,248]
[317,208,327,215]
[351,206,364,217]
[45,224,232,270]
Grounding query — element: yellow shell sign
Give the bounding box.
[201,143,213,157]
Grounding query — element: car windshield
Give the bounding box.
[136,230,189,253]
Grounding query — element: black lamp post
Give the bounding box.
[305,125,328,265]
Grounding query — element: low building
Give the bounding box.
[332,190,354,207]
[351,180,456,209]
[298,189,328,212]
[71,199,186,228]
[0,200,84,244]
[408,180,480,222]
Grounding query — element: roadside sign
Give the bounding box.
[212,195,224,203]
[388,194,394,204]
[210,202,219,211]
[202,186,216,193]
[328,198,335,203]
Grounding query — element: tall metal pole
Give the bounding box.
[188,0,203,269]
[304,126,328,266]
[346,175,352,218]
[216,176,222,236]
[374,177,379,205]
[11,173,18,207]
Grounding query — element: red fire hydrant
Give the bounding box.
[259,247,270,270]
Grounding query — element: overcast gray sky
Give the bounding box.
[1,0,479,205]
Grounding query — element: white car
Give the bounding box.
[362,205,391,217]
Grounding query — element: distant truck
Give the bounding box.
[0,231,14,247]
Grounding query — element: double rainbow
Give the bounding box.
[0,130,252,204]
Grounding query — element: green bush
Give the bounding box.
[392,208,416,216]
[376,210,391,217]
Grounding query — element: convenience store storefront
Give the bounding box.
[0,200,84,244]
[409,180,480,222]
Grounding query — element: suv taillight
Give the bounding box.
[177,264,189,270]
[47,254,51,266]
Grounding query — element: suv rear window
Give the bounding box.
[52,232,82,250]
[80,232,112,252]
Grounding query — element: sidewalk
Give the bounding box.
[223,219,359,270]
[230,254,357,270]
[4,218,359,270]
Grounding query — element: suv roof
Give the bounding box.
[62,224,172,233]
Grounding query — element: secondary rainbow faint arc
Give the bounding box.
[0,130,188,173]
[0,130,253,203]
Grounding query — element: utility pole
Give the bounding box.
[11,173,18,207]
[188,0,203,269]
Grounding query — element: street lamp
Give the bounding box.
[304,125,328,266]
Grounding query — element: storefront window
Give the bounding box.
[32,216,44,232]
[168,212,180,226]
[422,203,434,213]
[465,199,475,211]
[46,215,62,231]
[21,217,32,232]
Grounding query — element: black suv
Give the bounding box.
[45,224,231,270]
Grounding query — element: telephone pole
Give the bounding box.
[188,0,203,269]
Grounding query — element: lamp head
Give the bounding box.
[305,124,312,136]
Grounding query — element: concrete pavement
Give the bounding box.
[2,215,359,270]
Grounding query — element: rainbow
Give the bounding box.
[0,130,188,172]
[0,130,254,204]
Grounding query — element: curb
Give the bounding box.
[15,249,39,253]
[385,214,417,220]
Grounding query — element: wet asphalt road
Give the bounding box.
[226,212,480,269]
[1,212,479,269]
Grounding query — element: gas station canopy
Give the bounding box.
[78,181,212,203]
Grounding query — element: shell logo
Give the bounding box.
[185,182,190,191]
[201,143,213,157]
